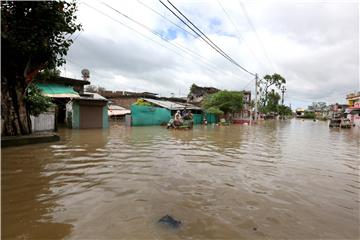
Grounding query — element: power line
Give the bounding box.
[165,0,255,76]
[238,0,277,72]
[160,0,256,77]
[136,0,198,39]
[135,1,257,83]
[101,2,252,83]
[82,2,254,88]
[216,0,263,70]
[83,2,187,59]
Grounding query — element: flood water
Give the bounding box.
[2,120,359,239]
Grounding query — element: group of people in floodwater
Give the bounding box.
[167,108,193,128]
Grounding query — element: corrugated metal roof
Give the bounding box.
[108,104,131,116]
[78,92,107,101]
[36,83,79,98]
[143,98,201,110]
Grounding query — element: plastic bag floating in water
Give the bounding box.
[158,215,182,229]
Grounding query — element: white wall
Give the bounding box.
[31,112,55,132]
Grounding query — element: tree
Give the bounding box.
[278,105,293,117]
[25,84,53,117]
[261,89,280,113]
[85,85,106,93]
[202,91,244,117]
[258,73,286,109]
[1,1,81,136]
[85,85,98,93]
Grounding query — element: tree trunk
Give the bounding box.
[1,76,31,136]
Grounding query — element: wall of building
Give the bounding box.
[102,104,109,128]
[108,97,137,109]
[30,111,55,132]
[66,101,81,129]
[131,105,171,126]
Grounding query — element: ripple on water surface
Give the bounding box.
[1,120,359,239]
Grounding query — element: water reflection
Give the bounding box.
[2,146,73,239]
[1,120,359,239]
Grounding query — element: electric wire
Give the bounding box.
[216,0,263,71]
[238,0,277,72]
[83,2,252,86]
[136,0,198,39]
[160,0,256,77]
[101,2,252,82]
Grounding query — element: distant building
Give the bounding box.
[187,84,252,121]
[108,104,131,121]
[187,84,219,104]
[308,102,329,119]
[101,90,184,109]
[131,98,216,126]
[346,91,360,107]
[233,91,252,121]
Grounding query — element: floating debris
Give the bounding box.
[158,215,182,229]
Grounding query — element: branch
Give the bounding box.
[24,61,48,84]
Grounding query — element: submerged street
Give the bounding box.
[2,120,359,239]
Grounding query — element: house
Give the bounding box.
[233,91,252,122]
[187,84,219,104]
[346,91,360,107]
[100,90,188,110]
[35,76,109,129]
[66,92,108,129]
[108,104,131,121]
[131,98,216,126]
[346,102,360,127]
[308,102,329,119]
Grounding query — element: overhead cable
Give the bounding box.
[160,0,256,77]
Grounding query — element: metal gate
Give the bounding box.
[79,105,103,128]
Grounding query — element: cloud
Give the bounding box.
[63,0,359,108]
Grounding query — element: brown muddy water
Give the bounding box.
[2,120,359,239]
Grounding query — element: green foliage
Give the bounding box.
[261,89,280,113]
[202,91,244,115]
[34,68,60,81]
[25,84,53,116]
[258,73,286,109]
[1,1,82,78]
[134,98,153,106]
[189,83,198,94]
[278,105,293,116]
[204,107,224,115]
[303,111,316,119]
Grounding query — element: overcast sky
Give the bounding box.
[63,0,359,109]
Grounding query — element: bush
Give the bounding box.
[303,111,315,119]
[25,84,53,116]
[134,98,153,106]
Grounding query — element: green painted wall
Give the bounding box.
[206,113,217,124]
[103,104,109,128]
[131,105,171,126]
[193,114,203,124]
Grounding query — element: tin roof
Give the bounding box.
[108,104,131,116]
[142,98,201,110]
[36,83,79,98]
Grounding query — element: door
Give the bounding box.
[80,105,103,128]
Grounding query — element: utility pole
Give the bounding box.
[254,73,258,121]
[281,86,286,105]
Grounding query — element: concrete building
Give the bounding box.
[35,76,109,129]
[346,91,360,107]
